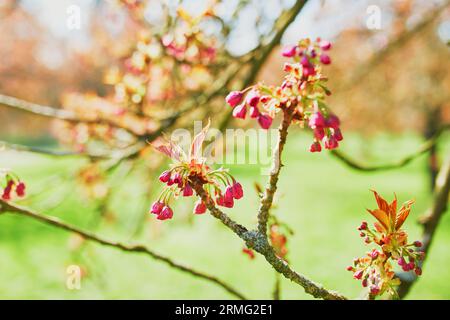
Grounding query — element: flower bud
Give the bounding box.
[324,135,339,150]
[257,114,273,130]
[326,115,340,129]
[158,206,174,220]
[232,104,247,119]
[159,170,171,183]
[193,200,207,214]
[1,180,14,201]
[226,91,244,108]
[320,54,331,65]
[150,201,164,215]
[232,182,244,200]
[15,182,26,197]
[249,106,259,118]
[358,221,368,231]
[182,183,193,197]
[371,250,379,259]
[413,241,423,248]
[281,45,297,57]
[309,141,322,153]
[314,127,325,140]
[320,41,332,51]
[300,56,310,67]
[302,66,316,78]
[308,112,325,129]
[333,128,343,142]
[370,286,380,295]
[353,270,363,280]
[362,278,368,287]
[414,267,422,276]
[246,91,260,107]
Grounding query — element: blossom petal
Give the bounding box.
[190,120,210,161]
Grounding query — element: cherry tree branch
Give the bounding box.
[0,199,247,300]
[396,156,450,298]
[191,106,347,300]
[340,0,450,90]
[330,125,449,172]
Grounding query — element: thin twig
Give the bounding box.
[330,125,449,172]
[0,200,247,300]
[190,177,347,300]
[340,0,450,90]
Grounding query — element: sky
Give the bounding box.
[17,0,450,65]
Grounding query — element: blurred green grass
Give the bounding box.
[0,131,449,299]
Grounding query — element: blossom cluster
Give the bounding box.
[1,169,26,201]
[150,124,244,221]
[348,191,424,298]
[56,5,220,153]
[225,38,342,152]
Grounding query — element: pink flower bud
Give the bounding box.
[333,128,343,142]
[407,261,415,270]
[281,45,297,57]
[150,201,164,215]
[314,127,325,140]
[246,91,260,107]
[193,200,207,214]
[414,267,422,276]
[302,66,316,77]
[371,250,379,259]
[249,106,259,118]
[224,197,234,208]
[358,221,368,231]
[320,54,331,65]
[324,135,339,150]
[182,183,193,197]
[173,172,182,184]
[226,91,244,107]
[413,241,423,248]
[370,286,380,295]
[232,182,244,200]
[216,195,225,207]
[320,41,332,51]
[309,112,325,128]
[257,114,273,129]
[225,186,234,201]
[309,141,322,153]
[346,266,354,272]
[326,115,340,129]
[398,257,406,266]
[353,270,363,280]
[260,96,270,103]
[362,279,368,288]
[300,56,310,67]
[167,178,175,186]
[232,104,247,119]
[15,182,26,197]
[1,180,14,201]
[159,170,171,183]
[157,206,174,220]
